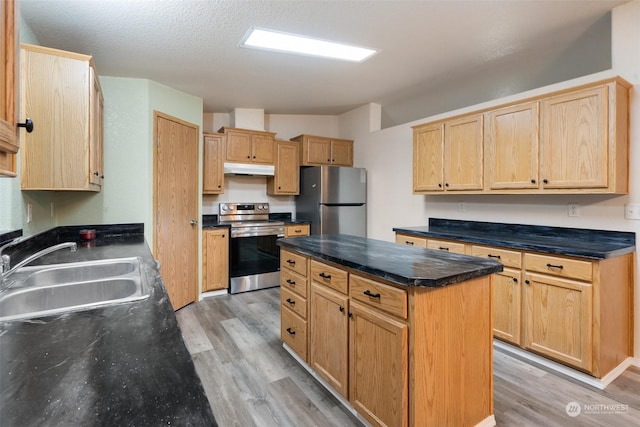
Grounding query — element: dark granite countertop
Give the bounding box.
[0,224,217,426]
[277,234,502,288]
[393,218,636,259]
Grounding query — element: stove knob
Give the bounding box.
[257,205,263,210]
[220,204,227,211]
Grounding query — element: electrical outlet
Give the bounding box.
[568,204,580,217]
[458,202,465,212]
[625,203,640,220]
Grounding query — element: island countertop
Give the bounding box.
[0,224,216,426]
[277,234,503,288]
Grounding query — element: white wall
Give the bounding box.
[346,1,640,356]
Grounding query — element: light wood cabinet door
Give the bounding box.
[349,301,408,427]
[20,44,102,191]
[202,229,229,292]
[302,135,331,165]
[485,101,539,189]
[251,132,274,164]
[493,267,522,345]
[523,272,592,371]
[267,140,299,195]
[224,129,252,162]
[413,122,444,192]
[444,114,483,191]
[310,282,349,398]
[540,85,608,189]
[331,138,353,166]
[0,0,18,176]
[203,133,224,194]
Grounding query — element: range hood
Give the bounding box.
[223,162,275,176]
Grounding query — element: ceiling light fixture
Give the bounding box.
[240,27,378,62]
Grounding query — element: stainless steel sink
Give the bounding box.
[0,257,150,321]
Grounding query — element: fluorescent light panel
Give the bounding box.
[241,28,377,62]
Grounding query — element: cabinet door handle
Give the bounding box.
[319,272,331,279]
[543,179,549,184]
[488,254,501,259]
[348,311,353,318]
[438,183,443,188]
[363,290,381,299]
[531,179,536,184]
[445,183,449,187]
[286,327,295,336]
[339,305,345,312]
[405,241,414,245]
[17,118,34,133]
[286,279,295,286]
[525,279,530,285]
[439,247,449,251]
[546,263,564,270]
[286,298,295,305]
[512,277,518,283]
[286,259,296,265]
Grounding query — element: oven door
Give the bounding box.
[229,231,283,294]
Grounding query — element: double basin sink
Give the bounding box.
[0,257,150,322]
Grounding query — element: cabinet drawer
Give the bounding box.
[281,249,308,277]
[285,224,310,237]
[427,239,466,254]
[350,274,408,319]
[281,307,308,361]
[471,245,522,269]
[310,260,348,294]
[281,286,307,319]
[395,233,427,248]
[524,253,592,282]
[281,268,308,298]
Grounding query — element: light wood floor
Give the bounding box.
[176,287,640,427]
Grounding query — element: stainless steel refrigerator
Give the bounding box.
[296,166,367,237]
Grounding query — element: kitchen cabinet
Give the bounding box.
[539,82,628,192]
[426,238,467,254]
[20,44,103,191]
[484,101,539,190]
[413,113,483,193]
[310,280,349,398]
[203,132,224,194]
[412,77,629,195]
[220,127,275,165]
[395,233,427,248]
[267,139,299,195]
[280,249,309,361]
[284,224,310,237]
[202,228,229,292]
[0,0,18,176]
[291,134,354,166]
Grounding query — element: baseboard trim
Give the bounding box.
[199,289,227,300]
[282,343,372,427]
[493,340,635,390]
[475,414,496,427]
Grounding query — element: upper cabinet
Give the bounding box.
[413,113,483,192]
[0,0,19,176]
[203,132,224,194]
[20,44,104,191]
[413,77,630,195]
[291,134,353,166]
[267,139,299,195]
[220,127,275,165]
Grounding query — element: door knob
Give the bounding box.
[190,220,198,226]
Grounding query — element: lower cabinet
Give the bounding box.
[202,229,229,292]
[349,301,408,427]
[491,267,522,344]
[280,249,309,362]
[284,224,310,237]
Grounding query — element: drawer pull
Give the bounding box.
[286,259,296,265]
[319,272,332,279]
[546,263,564,270]
[294,229,302,232]
[286,298,295,305]
[488,254,501,259]
[405,241,414,245]
[363,290,381,299]
[439,247,449,251]
[286,279,296,286]
[286,327,296,336]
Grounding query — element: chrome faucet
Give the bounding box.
[0,242,78,289]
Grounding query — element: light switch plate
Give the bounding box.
[568,204,580,217]
[625,203,640,220]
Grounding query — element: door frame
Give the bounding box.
[152,110,200,307]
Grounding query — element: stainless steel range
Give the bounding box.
[219,202,284,294]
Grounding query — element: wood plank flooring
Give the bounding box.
[175,287,640,427]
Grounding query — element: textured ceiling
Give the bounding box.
[20,0,627,127]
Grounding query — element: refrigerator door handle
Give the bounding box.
[320,203,365,207]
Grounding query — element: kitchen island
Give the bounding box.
[0,225,217,426]
[277,234,503,427]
